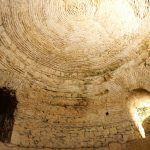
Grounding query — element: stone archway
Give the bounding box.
[128,88,150,138]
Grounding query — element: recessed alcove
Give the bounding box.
[0,87,18,143]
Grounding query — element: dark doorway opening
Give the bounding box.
[0,87,18,143]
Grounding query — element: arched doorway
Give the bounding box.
[128,88,150,138]
[0,87,18,143]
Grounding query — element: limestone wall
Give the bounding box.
[1,137,150,150]
[0,0,150,149]
[1,62,150,148]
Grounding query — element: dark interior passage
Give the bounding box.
[0,87,17,143]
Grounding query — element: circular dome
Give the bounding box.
[1,0,149,79]
[0,0,150,149]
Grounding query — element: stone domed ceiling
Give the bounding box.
[0,0,150,80]
[0,0,150,149]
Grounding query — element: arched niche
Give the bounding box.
[0,87,18,143]
[127,88,150,138]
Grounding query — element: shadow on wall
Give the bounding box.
[143,115,150,136]
[0,87,18,143]
[128,88,150,138]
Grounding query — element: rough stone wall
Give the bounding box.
[1,137,150,150]
[0,0,150,149]
[143,116,150,136]
[1,60,150,148]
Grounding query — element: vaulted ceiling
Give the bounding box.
[0,0,150,82]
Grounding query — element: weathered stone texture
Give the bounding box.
[0,0,150,149]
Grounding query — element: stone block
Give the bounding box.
[109,143,122,150]
[11,130,21,145]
